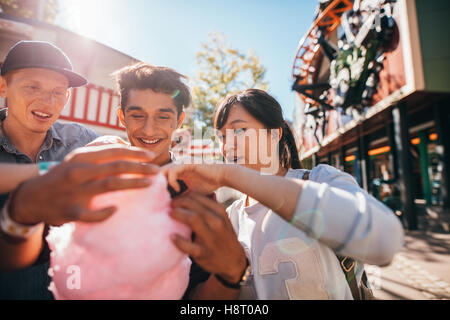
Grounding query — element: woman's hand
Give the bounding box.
[161,163,234,194]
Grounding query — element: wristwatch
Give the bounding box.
[215,257,251,289]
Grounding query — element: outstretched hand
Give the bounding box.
[9,145,159,226]
[84,135,129,148]
[161,163,232,195]
[170,192,247,284]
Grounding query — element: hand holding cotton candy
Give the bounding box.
[46,173,191,299]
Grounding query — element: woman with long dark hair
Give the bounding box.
[163,89,404,299]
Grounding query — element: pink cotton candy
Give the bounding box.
[46,173,192,300]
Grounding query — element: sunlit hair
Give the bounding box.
[214,88,302,169]
[113,62,191,116]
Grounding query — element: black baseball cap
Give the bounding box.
[1,40,87,88]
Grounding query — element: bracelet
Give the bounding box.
[0,199,43,239]
[215,257,251,289]
[38,161,60,176]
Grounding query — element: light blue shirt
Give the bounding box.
[0,108,99,164]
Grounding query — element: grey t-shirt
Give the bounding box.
[0,108,99,299]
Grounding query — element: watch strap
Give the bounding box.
[215,257,251,289]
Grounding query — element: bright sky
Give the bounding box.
[55,0,318,121]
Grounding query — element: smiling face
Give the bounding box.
[0,68,69,134]
[218,103,281,173]
[118,89,184,166]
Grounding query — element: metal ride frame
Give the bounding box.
[291,0,353,108]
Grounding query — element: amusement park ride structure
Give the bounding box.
[291,0,450,230]
[291,0,398,147]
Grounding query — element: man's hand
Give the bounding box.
[170,192,247,284]
[9,145,159,226]
[84,135,129,148]
[65,144,145,163]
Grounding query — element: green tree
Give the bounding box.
[0,0,59,23]
[187,32,268,131]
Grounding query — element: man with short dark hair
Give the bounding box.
[91,62,248,300]
[114,62,188,165]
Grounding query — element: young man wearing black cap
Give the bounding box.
[0,41,97,162]
[0,41,160,299]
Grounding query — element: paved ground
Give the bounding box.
[367,206,450,300]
